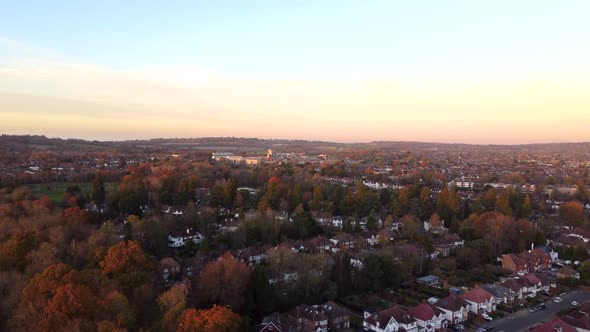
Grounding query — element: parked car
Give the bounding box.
[537,303,546,310]
[482,313,493,321]
[483,326,495,331]
[451,324,465,331]
[475,328,487,332]
[554,297,563,303]
[572,301,579,306]
[529,307,538,313]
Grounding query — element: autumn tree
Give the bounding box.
[560,201,585,226]
[176,305,240,332]
[197,253,251,313]
[100,241,153,291]
[0,231,36,271]
[436,185,460,227]
[158,284,189,331]
[495,189,513,216]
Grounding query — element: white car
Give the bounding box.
[554,297,563,303]
[482,313,493,321]
[572,301,579,306]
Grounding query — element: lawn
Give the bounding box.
[28,182,119,201]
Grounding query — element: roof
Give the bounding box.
[558,266,579,277]
[407,302,444,321]
[417,275,440,284]
[563,310,590,331]
[435,295,470,311]
[366,307,416,328]
[528,317,576,332]
[460,287,493,303]
[160,257,180,268]
[501,278,524,292]
[318,301,350,320]
[482,284,511,298]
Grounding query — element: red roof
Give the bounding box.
[460,287,493,303]
[528,317,576,332]
[408,302,443,321]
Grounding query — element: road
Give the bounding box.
[470,290,590,332]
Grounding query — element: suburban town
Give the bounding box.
[0,135,589,331]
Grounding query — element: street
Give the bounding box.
[471,290,590,332]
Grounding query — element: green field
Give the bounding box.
[28,182,119,201]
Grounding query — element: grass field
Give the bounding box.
[28,182,119,201]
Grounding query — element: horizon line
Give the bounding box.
[2,133,590,147]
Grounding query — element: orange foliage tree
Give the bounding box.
[100,241,153,291]
[197,252,251,312]
[176,305,240,332]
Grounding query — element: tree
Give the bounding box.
[176,305,240,332]
[482,189,496,212]
[100,241,153,291]
[0,231,36,272]
[429,213,443,229]
[223,179,237,208]
[93,172,106,205]
[560,201,585,226]
[311,186,323,212]
[436,186,459,227]
[158,284,188,332]
[495,189,513,216]
[521,194,532,218]
[197,253,251,313]
[400,214,420,239]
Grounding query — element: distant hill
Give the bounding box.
[1,134,589,154]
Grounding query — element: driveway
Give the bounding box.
[471,290,590,332]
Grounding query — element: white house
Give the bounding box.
[460,287,496,314]
[363,307,418,332]
[168,229,204,248]
[434,295,471,325]
[407,302,447,332]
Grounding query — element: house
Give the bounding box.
[434,295,470,325]
[515,275,540,298]
[258,312,293,332]
[417,275,440,287]
[289,240,313,254]
[432,234,464,257]
[501,254,529,274]
[318,301,351,330]
[288,304,329,332]
[557,266,581,280]
[168,228,204,248]
[502,248,552,274]
[528,317,576,332]
[500,278,525,300]
[331,216,344,228]
[482,284,513,305]
[377,229,396,245]
[460,287,495,314]
[330,233,356,251]
[182,257,198,280]
[562,303,590,332]
[234,247,267,266]
[160,257,180,282]
[363,307,418,332]
[534,272,558,292]
[407,301,447,332]
[361,231,379,247]
[308,236,334,254]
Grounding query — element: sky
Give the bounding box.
[1,1,590,144]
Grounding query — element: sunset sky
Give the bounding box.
[1,1,590,144]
